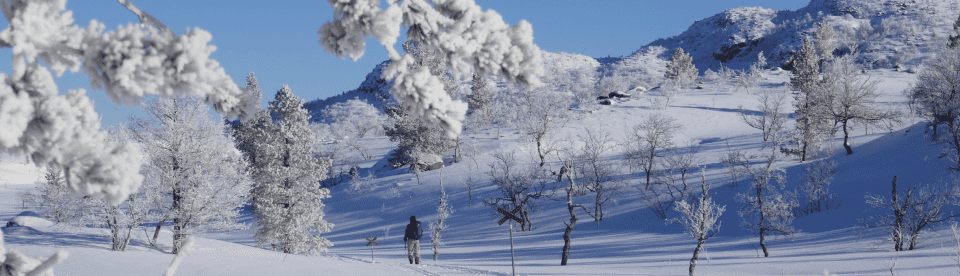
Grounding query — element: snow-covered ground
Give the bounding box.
[5,66,960,275]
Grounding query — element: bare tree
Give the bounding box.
[571,128,625,223]
[822,55,895,155]
[646,140,702,219]
[864,176,960,251]
[729,120,797,257]
[516,86,572,167]
[796,153,840,216]
[739,88,791,142]
[554,149,598,266]
[672,172,725,276]
[484,150,551,231]
[624,113,682,189]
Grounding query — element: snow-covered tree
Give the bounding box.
[906,49,960,170]
[623,113,682,190]
[571,128,624,223]
[673,173,725,276]
[554,149,598,266]
[0,0,254,206]
[822,55,892,155]
[31,166,83,223]
[864,176,960,251]
[789,37,833,161]
[484,150,550,231]
[797,153,839,216]
[322,98,386,139]
[951,13,960,49]
[383,105,455,169]
[516,85,572,167]
[739,88,790,142]
[468,72,491,112]
[127,96,252,254]
[252,85,335,255]
[319,0,544,138]
[728,122,797,257]
[430,172,453,260]
[814,22,837,63]
[665,47,698,87]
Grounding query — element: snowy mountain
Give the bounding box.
[637,0,960,72]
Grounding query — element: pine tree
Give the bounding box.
[252,85,334,255]
[665,47,698,86]
[468,72,491,111]
[789,38,833,161]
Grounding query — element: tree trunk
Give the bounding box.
[757,180,770,257]
[536,137,546,167]
[561,178,578,266]
[842,120,853,155]
[891,176,903,251]
[689,240,705,275]
[151,214,169,247]
[801,142,808,162]
[759,227,770,257]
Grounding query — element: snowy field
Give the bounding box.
[5,67,960,275]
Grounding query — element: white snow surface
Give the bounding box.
[4,67,960,275]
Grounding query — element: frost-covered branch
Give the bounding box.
[0,0,252,205]
[319,0,544,138]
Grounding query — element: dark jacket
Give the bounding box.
[404,221,422,241]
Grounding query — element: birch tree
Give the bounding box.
[739,88,790,142]
[673,173,725,276]
[822,55,892,155]
[729,115,797,257]
[128,96,252,254]
[554,150,598,266]
[864,176,960,251]
[906,49,960,170]
[624,113,682,189]
[484,150,550,231]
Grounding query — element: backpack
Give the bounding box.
[413,222,423,240]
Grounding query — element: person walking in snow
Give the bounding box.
[404,215,423,264]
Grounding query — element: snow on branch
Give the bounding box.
[319,0,544,138]
[0,0,252,205]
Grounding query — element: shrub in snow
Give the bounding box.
[0,0,254,206]
[796,153,839,217]
[430,174,453,261]
[384,106,455,170]
[319,0,545,139]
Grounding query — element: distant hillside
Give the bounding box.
[303,51,601,119]
[638,0,960,72]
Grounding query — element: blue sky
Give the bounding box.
[1,0,808,127]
